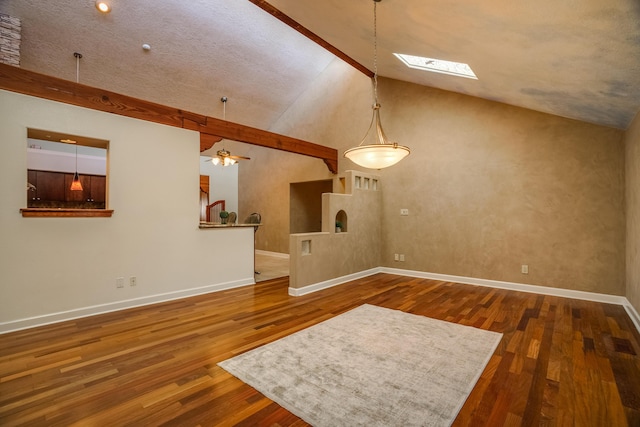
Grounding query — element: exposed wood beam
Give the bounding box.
[184,115,338,172]
[0,63,338,174]
[248,0,374,79]
[0,64,185,128]
[200,133,223,152]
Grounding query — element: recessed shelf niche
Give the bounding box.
[301,239,311,255]
[335,209,347,233]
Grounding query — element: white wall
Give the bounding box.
[0,90,255,333]
[199,156,239,214]
[28,147,107,175]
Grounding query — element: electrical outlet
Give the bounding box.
[400,254,405,262]
[116,277,124,288]
[521,264,529,274]
[130,276,137,286]
[394,253,399,261]
[400,209,409,216]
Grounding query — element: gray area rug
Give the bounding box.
[218,304,502,426]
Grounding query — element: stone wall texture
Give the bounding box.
[0,13,20,66]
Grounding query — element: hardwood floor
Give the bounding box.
[254,253,289,282]
[1,274,639,426]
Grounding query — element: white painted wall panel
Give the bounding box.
[0,90,255,332]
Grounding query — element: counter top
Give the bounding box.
[199,222,261,229]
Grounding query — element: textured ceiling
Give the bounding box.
[0,0,336,131]
[268,0,640,130]
[2,0,640,130]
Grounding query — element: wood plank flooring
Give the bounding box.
[254,253,289,282]
[1,273,639,426]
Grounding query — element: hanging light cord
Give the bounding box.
[222,96,227,120]
[75,145,78,171]
[74,52,82,83]
[372,1,379,106]
[221,97,227,151]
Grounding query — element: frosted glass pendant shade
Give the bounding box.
[344,143,410,169]
[344,103,410,169]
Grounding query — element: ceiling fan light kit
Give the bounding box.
[207,97,250,166]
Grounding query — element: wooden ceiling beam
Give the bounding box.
[199,133,223,152]
[185,115,337,167]
[0,63,338,173]
[247,0,374,79]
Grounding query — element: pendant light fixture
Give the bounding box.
[344,0,410,169]
[70,144,83,191]
[69,52,84,191]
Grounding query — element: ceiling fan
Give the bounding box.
[206,97,250,166]
[207,147,250,166]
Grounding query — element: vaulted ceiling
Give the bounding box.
[2,0,639,131]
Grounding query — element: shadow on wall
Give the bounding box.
[290,179,333,234]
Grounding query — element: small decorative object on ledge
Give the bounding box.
[220,210,229,224]
[336,221,343,233]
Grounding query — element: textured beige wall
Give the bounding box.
[239,59,372,253]
[290,171,381,289]
[248,59,626,295]
[377,79,625,294]
[290,180,333,233]
[626,111,640,311]
[238,146,332,253]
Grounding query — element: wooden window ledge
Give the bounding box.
[20,208,114,218]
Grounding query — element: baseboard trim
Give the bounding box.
[4,268,639,335]
[288,268,381,296]
[289,266,638,333]
[381,267,628,305]
[623,299,640,333]
[255,250,290,259]
[0,278,255,335]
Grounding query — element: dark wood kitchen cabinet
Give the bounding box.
[27,170,106,208]
[27,170,66,203]
[89,175,106,203]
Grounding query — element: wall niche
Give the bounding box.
[335,209,348,233]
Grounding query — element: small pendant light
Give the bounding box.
[69,52,84,191]
[70,144,83,191]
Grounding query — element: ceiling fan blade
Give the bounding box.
[230,155,251,160]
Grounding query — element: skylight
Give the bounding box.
[393,53,478,80]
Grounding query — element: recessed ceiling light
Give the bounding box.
[95,1,111,13]
[393,53,477,80]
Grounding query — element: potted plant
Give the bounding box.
[220,210,229,224]
[335,221,342,233]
